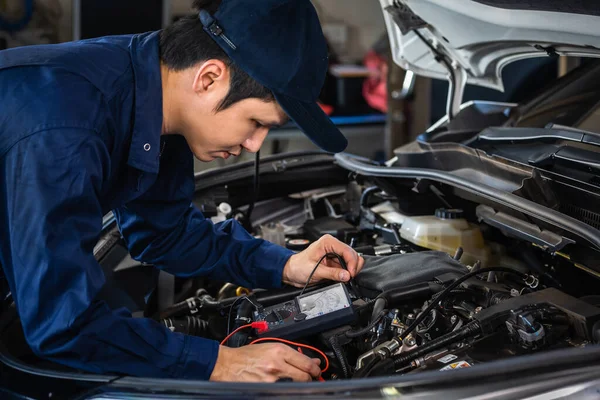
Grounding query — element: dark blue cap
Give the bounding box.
[198,0,348,153]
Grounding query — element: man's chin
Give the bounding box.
[192,150,234,162]
[193,153,216,162]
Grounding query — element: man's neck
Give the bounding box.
[160,63,175,136]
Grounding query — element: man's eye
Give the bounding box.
[253,120,263,128]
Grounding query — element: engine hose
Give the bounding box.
[360,186,381,208]
[346,309,387,338]
[158,294,220,320]
[371,298,387,323]
[162,316,209,336]
[399,267,531,341]
[329,335,351,379]
[352,356,383,379]
[378,282,443,307]
[393,321,481,370]
[158,299,196,320]
[354,299,377,314]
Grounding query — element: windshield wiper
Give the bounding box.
[473,125,600,147]
[530,146,600,175]
[472,125,600,174]
[545,123,600,146]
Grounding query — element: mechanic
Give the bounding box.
[0,0,364,383]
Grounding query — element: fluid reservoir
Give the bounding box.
[399,209,490,267]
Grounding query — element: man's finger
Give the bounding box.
[342,246,360,276]
[314,266,350,283]
[319,235,360,277]
[279,367,312,382]
[356,255,365,275]
[283,348,322,378]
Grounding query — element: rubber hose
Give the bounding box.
[346,310,387,338]
[329,335,350,379]
[158,299,196,320]
[360,186,381,208]
[378,282,442,306]
[371,298,387,323]
[352,356,382,379]
[158,294,220,320]
[162,317,209,336]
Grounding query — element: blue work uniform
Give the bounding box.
[0,31,294,379]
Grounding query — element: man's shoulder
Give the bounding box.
[0,35,147,157]
[0,35,139,95]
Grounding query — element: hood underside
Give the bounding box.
[380,0,600,92]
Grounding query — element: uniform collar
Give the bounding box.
[127,31,163,174]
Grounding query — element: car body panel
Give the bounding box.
[380,0,600,91]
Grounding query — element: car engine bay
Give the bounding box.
[141,169,600,381]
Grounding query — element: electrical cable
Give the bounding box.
[226,295,260,335]
[221,322,269,345]
[244,150,260,230]
[329,335,350,379]
[345,309,387,338]
[399,267,534,341]
[221,324,253,345]
[298,252,359,297]
[299,253,332,297]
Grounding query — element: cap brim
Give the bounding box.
[274,93,348,153]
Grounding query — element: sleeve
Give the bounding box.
[0,129,218,379]
[113,135,294,289]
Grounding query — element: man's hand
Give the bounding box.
[210,344,322,382]
[282,234,365,288]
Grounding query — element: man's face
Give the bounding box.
[169,60,289,162]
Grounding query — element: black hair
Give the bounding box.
[159,0,275,111]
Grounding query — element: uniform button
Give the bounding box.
[143,143,151,151]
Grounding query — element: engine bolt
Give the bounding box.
[330,374,338,380]
[451,315,457,323]
[475,307,483,313]
[408,313,415,319]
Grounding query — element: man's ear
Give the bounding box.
[192,59,229,95]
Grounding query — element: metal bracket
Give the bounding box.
[447,64,467,119]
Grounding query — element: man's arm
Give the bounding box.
[113,135,294,289]
[0,130,218,378]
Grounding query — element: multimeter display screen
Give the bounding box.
[297,283,351,320]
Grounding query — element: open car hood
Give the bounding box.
[380,0,600,112]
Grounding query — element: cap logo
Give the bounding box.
[199,9,237,50]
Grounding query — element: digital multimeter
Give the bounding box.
[253,283,356,340]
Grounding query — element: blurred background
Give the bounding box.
[0,0,559,172]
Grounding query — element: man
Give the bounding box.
[0,0,364,382]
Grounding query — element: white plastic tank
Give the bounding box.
[400,209,490,267]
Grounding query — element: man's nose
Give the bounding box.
[242,129,269,153]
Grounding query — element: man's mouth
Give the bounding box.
[221,151,241,160]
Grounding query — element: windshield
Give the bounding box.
[513,60,600,133]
